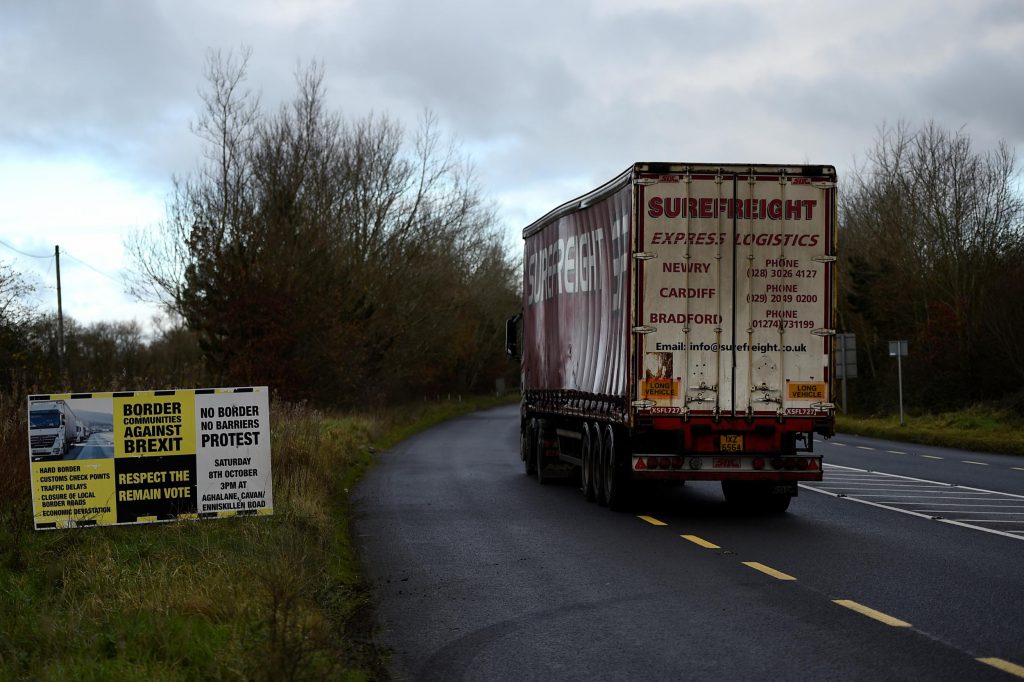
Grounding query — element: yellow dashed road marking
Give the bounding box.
[977,658,1024,678]
[743,562,796,581]
[833,599,911,627]
[638,515,667,526]
[681,534,720,549]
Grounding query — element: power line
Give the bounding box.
[1,239,126,290]
[0,241,122,285]
[61,249,122,284]
[0,238,52,259]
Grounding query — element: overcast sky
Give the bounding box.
[1,0,1022,330]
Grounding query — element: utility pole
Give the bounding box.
[55,245,66,383]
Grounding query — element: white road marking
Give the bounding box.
[802,464,1024,541]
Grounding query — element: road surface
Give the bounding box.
[67,431,115,460]
[354,405,1024,680]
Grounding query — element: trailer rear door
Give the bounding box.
[633,165,836,418]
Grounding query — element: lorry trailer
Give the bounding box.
[507,162,837,512]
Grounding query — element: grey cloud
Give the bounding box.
[1,0,1021,234]
[921,47,1024,152]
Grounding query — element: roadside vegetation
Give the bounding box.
[0,392,515,680]
[837,404,1024,456]
[839,121,1024,413]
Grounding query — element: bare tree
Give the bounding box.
[0,261,39,387]
[0,262,36,326]
[127,50,518,404]
[841,121,1024,408]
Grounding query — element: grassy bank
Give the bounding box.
[0,393,516,681]
[837,406,1024,456]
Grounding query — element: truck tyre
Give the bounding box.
[523,420,537,477]
[592,423,608,507]
[603,425,629,511]
[581,424,595,501]
[721,481,791,513]
[535,420,549,485]
[763,493,792,513]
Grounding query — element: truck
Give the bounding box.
[506,162,837,512]
[29,400,84,461]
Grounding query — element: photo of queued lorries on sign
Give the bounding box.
[28,399,115,462]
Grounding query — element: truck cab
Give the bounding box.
[29,401,74,461]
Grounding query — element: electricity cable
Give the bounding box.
[0,238,51,259]
[61,249,122,284]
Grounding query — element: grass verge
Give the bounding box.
[837,406,1024,456]
[0,393,517,681]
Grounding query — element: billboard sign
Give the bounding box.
[29,386,272,530]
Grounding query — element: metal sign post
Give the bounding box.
[888,340,908,426]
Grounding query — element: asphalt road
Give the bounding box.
[67,432,115,460]
[354,405,1024,681]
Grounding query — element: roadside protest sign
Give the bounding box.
[28,386,272,530]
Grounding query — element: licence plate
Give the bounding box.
[720,435,743,452]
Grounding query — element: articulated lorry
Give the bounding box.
[29,400,84,460]
[507,162,837,512]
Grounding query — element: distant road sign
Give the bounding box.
[836,333,857,379]
[888,340,908,357]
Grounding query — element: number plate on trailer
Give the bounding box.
[719,435,743,452]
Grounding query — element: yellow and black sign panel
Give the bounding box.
[32,459,117,527]
[114,393,197,457]
[787,382,827,401]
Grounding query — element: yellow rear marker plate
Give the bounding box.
[977,657,1024,678]
[681,534,720,549]
[743,561,796,581]
[833,599,911,627]
[637,515,667,526]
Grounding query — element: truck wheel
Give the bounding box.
[763,493,792,513]
[721,481,791,513]
[593,424,608,507]
[535,421,549,485]
[522,420,537,476]
[603,425,629,511]
[581,424,596,502]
